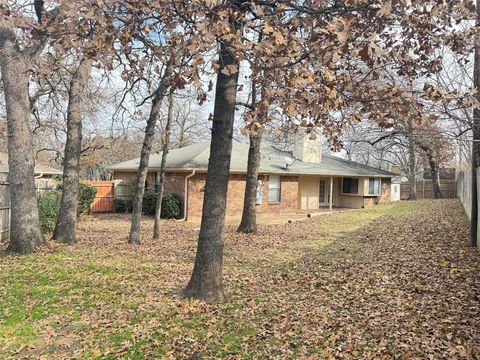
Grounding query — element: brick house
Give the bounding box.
[109,137,395,220]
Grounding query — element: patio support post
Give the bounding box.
[329,177,333,211]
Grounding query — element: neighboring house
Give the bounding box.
[0,152,62,190]
[389,165,402,202]
[109,136,396,220]
[0,153,62,240]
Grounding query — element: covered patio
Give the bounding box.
[298,175,337,211]
[188,207,353,225]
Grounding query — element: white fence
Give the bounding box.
[0,176,59,243]
[457,170,473,219]
[0,173,10,242]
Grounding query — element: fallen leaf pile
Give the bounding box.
[0,199,478,359]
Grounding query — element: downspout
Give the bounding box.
[34,172,44,194]
[176,169,196,222]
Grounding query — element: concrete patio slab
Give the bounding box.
[187,207,356,225]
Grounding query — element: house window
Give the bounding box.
[256,180,263,205]
[268,175,281,203]
[154,172,160,192]
[342,177,358,195]
[368,178,381,196]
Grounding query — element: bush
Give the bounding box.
[114,198,133,213]
[37,191,62,231]
[161,193,182,219]
[37,183,97,232]
[78,183,97,214]
[113,192,182,219]
[142,191,157,216]
[56,183,97,215]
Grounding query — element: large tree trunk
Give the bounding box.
[53,58,92,244]
[153,93,173,240]
[471,0,480,247]
[128,65,173,245]
[181,33,240,302]
[237,78,265,234]
[427,154,442,199]
[237,130,263,233]
[0,29,44,253]
[407,119,417,200]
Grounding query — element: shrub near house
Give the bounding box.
[78,184,97,214]
[37,183,97,231]
[37,191,62,232]
[114,192,182,219]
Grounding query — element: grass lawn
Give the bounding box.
[0,200,479,359]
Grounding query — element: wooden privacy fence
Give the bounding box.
[400,180,456,200]
[81,180,136,213]
[0,175,60,242]
[0,173,9,242]
[0,178,121,242]
[81,180,115,213]
[457,168,480,249]
[457,170,471,219]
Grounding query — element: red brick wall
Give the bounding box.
[113,171,156,191]
[362,178,392,207]
[113,170,136,183]
[258,175,298,213]
[114,170,187,200]
[363,198,377,207]
[114,170,390,217]
[163,172,187,199]
[186,173,299,219]
[187,173,206,219]
[378,178,392,204]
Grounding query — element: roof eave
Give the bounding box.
[111,167,205,172]
[111,167,394,178]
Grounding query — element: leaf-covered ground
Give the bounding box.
[0,200,479,359]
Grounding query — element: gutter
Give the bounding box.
[111,168,393,178]
[34,172,44,179]
[176,169,196,222]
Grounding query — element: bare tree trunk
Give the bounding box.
[177,110,188,148]
[418,142,443,200]
[237,77,269,234]
[153,93,173,240]
[471,0,480,247]
[53,58,92,244]
[237,130,263,233]
[407,119,417,200]
[128,65,173,245]
[427,154,442,199]
[181,29,240,302]
[0,28,44,253]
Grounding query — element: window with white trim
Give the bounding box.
[342,177,359,195]
[256,180,263,204]
[268,175,281,203]
[368,178,381,195]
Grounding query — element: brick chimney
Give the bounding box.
[293,133,322,163]
[390,165,402,175]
